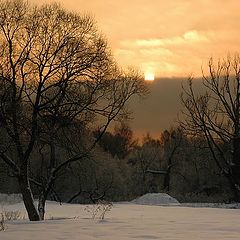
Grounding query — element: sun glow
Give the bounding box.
[144,72,155,81]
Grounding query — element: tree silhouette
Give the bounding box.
[0,0,148,220]
[181,55,240,201]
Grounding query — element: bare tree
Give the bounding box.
[143,129,182,192]
[135,135,162,194]
[0,0,148,220]
[160,128,182,192]
[181,55,240,201]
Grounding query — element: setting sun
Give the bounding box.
[144,72,155,81]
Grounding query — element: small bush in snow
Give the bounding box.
[3,210,22,221]
[85,200,113,220]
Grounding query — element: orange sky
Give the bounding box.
[30,0,240,136]
[31,0,240,78]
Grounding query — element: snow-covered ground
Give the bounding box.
[1,194,240,240]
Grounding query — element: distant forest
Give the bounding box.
[0,122,234,204]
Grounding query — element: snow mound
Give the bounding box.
[0,193,22,205]
[132,193,180,206]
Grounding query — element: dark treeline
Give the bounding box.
[0,122,233,204]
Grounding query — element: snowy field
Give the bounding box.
[1,194,240,240]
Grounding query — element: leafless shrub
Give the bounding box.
[84,200,113,220]
[3,210,21,221]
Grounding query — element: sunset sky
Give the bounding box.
[32,0,240,78]
[31,0,240,136]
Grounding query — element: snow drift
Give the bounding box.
[131,193,180,206]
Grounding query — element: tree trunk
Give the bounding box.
[163,158,173,192]
[38,193,46,220]
[163,171,170,192]
[18,175,40,221]
[230,135,240,201]
[226,174,240,202]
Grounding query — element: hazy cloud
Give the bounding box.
[29,0,240,77]
[122,31,209,48]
